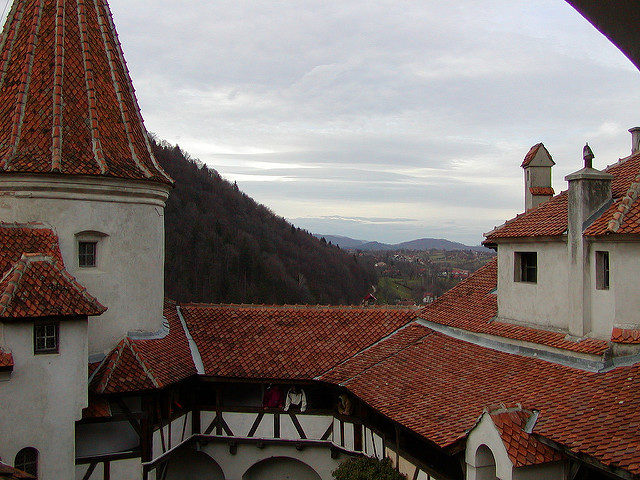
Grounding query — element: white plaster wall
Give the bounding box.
[465,414,513,480]
[590,241,640,337]
[0,320,88,480]
[0,175,170,354]
[76,458,143,480]
[497,242,569,331]
[198,443,345,480]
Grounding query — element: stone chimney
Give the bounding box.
[565,144,613,337]
[521,143,555,211]
[630,127,640,155]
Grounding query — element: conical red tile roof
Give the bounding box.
[0,0,172,184]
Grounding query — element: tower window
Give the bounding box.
[34,323,59,354]
[514,252,537,283]
[15,447,38,478]
[596,251,610,290]
[78,241,97,267]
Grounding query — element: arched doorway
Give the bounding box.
[243,457,321,480]
[474,445,499,480]
[165,448,225,480]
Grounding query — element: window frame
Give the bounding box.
[514,252,537,283]
[78,241,97,268]
[596,251,610,290]
[33,322,59,355]
[15,447,38,478]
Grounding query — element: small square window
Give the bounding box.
[514,252,537,283]
[78,241,97,267]
[596,251,610,290]
[34,323,59,354]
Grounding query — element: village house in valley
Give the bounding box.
[0,0,640,479]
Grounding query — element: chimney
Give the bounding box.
[630,127,640,155]
[565,144,613,337]
[521,143,555,211]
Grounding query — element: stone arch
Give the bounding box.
[165,448,225,480]
[14,447,38,478]
[242,456,322,480]
[474,444,499,480]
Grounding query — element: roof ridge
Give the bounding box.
[181,302,415,311]
[3,0,43,169]
[607,172,640,232]
[77,0,107,174]
[126,338,160,388]
[96,341,125,393]
[50,0,65,172]
[0,254,29,315]
[49,256,106,313]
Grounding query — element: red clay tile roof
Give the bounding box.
[0,253,105,318]
[417,259,609,356]
[521,143,547,167]
[0,223,63,274]
[0,463,34,480]
[180,304,416,380]
[489,408,563,467]
[0,0,172,185]
[90,300,196,393]
[484,191,568,242]
[320,322,640,476]
[0,349,13,370]
[487,154,640,241]
[611,327,640,344]
[529,186,555,196]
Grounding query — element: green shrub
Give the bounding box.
[332,457,407,480]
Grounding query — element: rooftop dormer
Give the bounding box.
[521,143,555,211]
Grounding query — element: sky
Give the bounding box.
[20,0,640,245]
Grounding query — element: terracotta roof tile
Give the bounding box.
[417,259,609,355]
[82,395,112,419]
[0,0,172,185]
[0,253,106,318]
[90,300,196,393]
[181,304,416,380]
[487,154,640,241]
[529,186,555,196]
[320,322,640,476]
[521,143,546,167]
[0,349,13,370]
[490,408,563,467]
[611,327,640,344]
[0,222,63,274]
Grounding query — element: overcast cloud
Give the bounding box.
[89,1,640,244]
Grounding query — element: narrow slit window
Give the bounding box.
[514,252,537,283]
[34,323,59,354]
[78,241,97,267]
[596,251,610,290]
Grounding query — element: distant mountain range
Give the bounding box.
[314,234,489,252]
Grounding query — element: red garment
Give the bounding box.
[263,386,284,408]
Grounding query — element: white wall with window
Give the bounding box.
[497,242,569,331]
[0,317,88,480]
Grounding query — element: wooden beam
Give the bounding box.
[247,412,264,437]
[81,462,97,480]
[116,398,142,438]
[103,461,110,480]
[289,413,307,439]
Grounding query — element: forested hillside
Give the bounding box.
[152,138,377,305]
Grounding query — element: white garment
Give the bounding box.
[284,388,307,412]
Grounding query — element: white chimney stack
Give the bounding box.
[630,127,640,155]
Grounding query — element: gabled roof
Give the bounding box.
[486,153,640,242]
[0,0,172,185]
[489,408,563,467]
[521,143,555,168]
[0,223,62,274]
[319,322,640,476]
[417,259,608,356]
[90,300,196,394]
[180,304,415,380]
[0,253,105,319]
